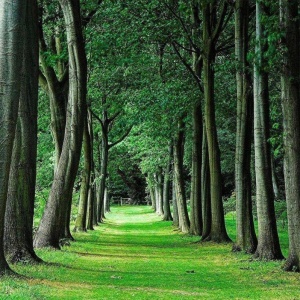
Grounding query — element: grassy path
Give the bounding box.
[1,206,300,299]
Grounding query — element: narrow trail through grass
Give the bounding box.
[1,206,300,299]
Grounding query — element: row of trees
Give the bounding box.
[0,0,299,276]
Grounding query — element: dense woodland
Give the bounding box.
[0,0,299,278]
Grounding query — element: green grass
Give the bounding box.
[1,206,299,299]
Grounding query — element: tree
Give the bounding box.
[73,113,92,232]
[4,0,40,264]
[233,0,257,253]
[253,1,283,260]
[34,0,87,249]
[201,0,232,242]
[280,0,300,271]
[93,109,132,221]
[162,142,173,221]
[174,117,190,233]
[0,0,28,274]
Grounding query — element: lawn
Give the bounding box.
[0,206,299,299]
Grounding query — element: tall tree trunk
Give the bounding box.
[172,167,179,227]
[86,183,95,230]
[156,170,164,215]
[233,0,257,253]
[0,1,37,275]
[104,188,110,213]
[0,0,31,273]
[202,3,231,242]
[97,136,108,222]
[34,0,87,249]
[189,1,203,237]
[280,0,300,271]
[163,143,173,221]
[201,124,211,240]
[253,1,283,260]
[73,117,91,232]
[4,0,40,264]
[174,118,190,233]
[270,154,279,200]
[149,182,156,211]
[189,103,203,236]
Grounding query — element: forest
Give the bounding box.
[0,0,300,298]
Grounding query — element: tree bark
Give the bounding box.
[97,135,108,222]
[201,124,211,240]
[4,0,40,264]
[0,0,27,274]
[233,0,257,253]
[280,0,300,271]
[174,118,190,233]
[172,167,179,228]
[149,182,156,211]
[270,154,280,200]
[34,0,87,249]
[104,188,110,213]
[73,116,91,232]
[202,2,231,242]
[163,143,173,221]
[155,170,164,215]
[189,103,203,236]
[253,1,283,260]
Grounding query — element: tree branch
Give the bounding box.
[38,70,48,92]
[91,109,104,132]
[212,0,229,43]
[108,111,121,124]
[108,125,133,149]
[162,0,198,51]
[172,42,203,93]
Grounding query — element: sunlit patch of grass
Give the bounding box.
[0,205,299,299]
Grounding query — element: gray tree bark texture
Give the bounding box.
[34,0,87,249]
